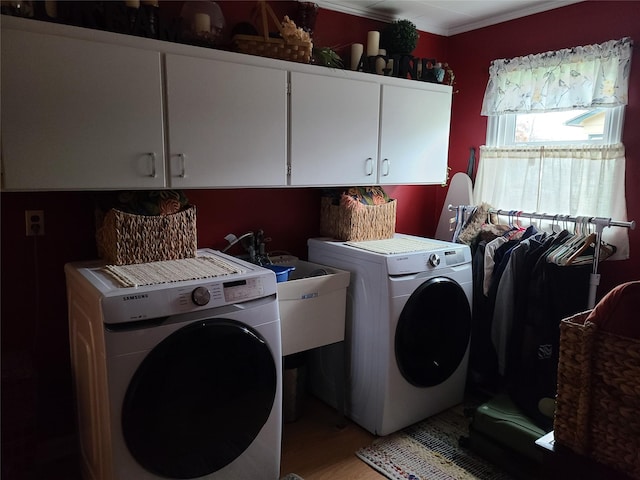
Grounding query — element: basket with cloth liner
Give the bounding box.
[320,187,396,241]
[95,191,197,266]
[232,0,312,64]
[554,281,640,480]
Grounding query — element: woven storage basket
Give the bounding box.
[320,197,396,241]
[96,206,197,265]
[554,311,640,479]
[232,1,312,64]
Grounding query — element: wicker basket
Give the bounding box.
[554,311,640,479]
[320,197,396,241]
[96,206,197,265]
[232,1,312,64]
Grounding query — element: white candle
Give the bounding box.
[376,49,386,75]
[367,31,380,57]
[45,0,57,17]
[125,0,140,7]
[350,43,363,70]
[194,13,211,33]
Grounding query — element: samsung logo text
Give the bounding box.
[123,294,149,301]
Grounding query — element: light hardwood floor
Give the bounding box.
[280,393,386,480]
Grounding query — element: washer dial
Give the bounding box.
[192,286,211,306]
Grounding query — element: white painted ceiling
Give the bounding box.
[316,0,583,36]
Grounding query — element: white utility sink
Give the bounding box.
[271,257,350,356]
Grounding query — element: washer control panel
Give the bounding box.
[223,277,265,303]
[91,251,277,324]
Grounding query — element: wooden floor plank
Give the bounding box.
[280,393,385,479]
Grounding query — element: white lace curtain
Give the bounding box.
[481,37,633,115]
[473,144,629,259]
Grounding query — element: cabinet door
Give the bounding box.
[379,84,452,185]
[289,72,380,186]
[1,29,165,190]
[165,54,287,188]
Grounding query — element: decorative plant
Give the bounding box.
[312,46,344,68]
[382,19,419,55]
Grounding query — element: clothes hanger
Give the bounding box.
[547,216,583,264]
[564,218,597,265]
[557,216,587,265]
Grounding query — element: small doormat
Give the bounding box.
[346,237,443,254]
[356,405,513,480]
[104,256,246,287]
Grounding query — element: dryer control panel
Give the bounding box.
[386,246,471,275]
[443,249,468,266]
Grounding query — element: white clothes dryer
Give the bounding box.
[65,250,282,480]
[308,234,472,436]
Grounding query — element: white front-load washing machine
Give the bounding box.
[308,234,472,436]
[65,250,282,480]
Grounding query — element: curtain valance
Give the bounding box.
[481,37,633,116]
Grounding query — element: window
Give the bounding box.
[474,38,633,259]
[488,107,624,147]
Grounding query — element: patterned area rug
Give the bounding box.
[356,405,513,480]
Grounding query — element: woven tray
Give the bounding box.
[320,197,396,241]
[232,1,312,63]
[96,206,197,266]
[554,311,640,479]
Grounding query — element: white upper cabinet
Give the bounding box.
[289,71,380,186]
[379,84,452,185]
[1,17,453,191]
[165,54,288,188]
[289,73,451,187]
[1,28,166,190]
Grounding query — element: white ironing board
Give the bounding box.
[434,172,473,241]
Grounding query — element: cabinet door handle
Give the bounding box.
[178,153,186,178]
[365,157,374,176]
[148,152,157,178]
[382,158,390,176]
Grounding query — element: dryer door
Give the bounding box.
[395,277,471,387]
[121,318,277,479]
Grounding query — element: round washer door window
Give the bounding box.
[395,277,471,387]
[122,318,277,479]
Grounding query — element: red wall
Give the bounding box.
[1,0,638,454]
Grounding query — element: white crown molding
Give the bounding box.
[446,1,584,36]
[316,1,584,37]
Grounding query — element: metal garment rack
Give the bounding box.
[448,204,636,308]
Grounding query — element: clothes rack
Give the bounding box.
[448,204,636,308]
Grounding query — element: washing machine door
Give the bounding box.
[395,276,471,387]
[121,318,277,479]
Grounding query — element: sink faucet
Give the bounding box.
[222,230,272,265]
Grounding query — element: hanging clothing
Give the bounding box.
[462,216,591,430]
